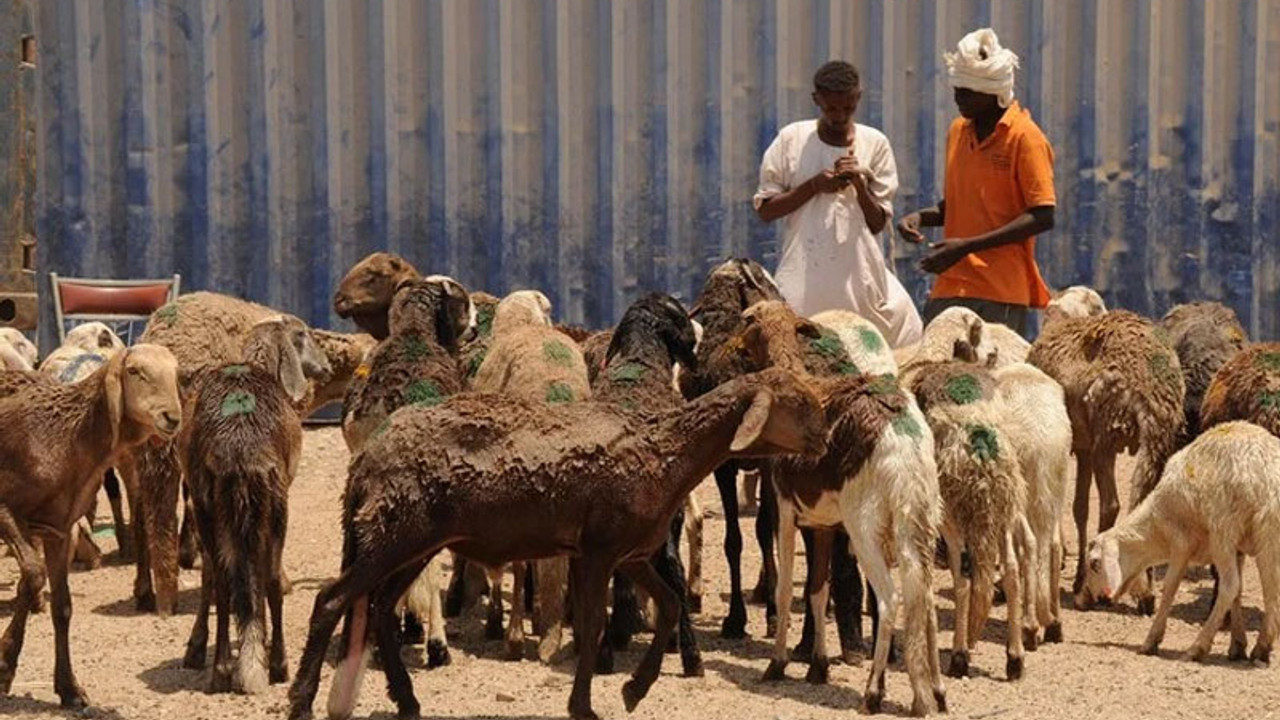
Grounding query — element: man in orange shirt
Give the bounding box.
[898,28,1056,335]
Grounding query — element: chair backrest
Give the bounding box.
[49,272,181,346]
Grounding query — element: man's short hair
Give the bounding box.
[813,61,860,94]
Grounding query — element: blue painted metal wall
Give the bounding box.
[32,0,1280,352]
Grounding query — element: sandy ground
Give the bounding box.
[2,426,1278,720]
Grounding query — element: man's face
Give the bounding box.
[953,87,1000,120]
[813,89,860,129]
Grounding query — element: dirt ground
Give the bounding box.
[2,426,1278,720]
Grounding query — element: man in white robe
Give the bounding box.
[753,60,922,348]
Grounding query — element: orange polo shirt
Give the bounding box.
[931,101,1056,308]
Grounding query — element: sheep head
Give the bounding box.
[1082,534,1126,604]
[606,292,699,372]
[65,321,126,355]
[244,315,333,404]
[739,300,819,375]
[110,344,182,446]
[1045,285,1106,325]
[422,275,478,345]
[0,328,37,368]
[0,341,33,371]
[333,252,421,340]
[689,257,783,320]
[491,290,554,335]
[727,367,826,457]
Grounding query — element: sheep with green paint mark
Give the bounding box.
[471,289,592,663]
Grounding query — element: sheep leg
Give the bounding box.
[1018,517,1040,651]
[1043,522,1065,643]
[103,468,133,560]
[606,571,642,651]
[1070,446,1093,600]
[831,530,866,663]
[851,536,896,715]
[178,488,200,570]
[372,567,425,719]
[943,525,970,678]
[183,550,214,669]
[804,529,834,685]
[792,527,817,661]
[652,508,702,676]
[683,492,704,614]
[422,555,451,668]
[119,454,157,612]
[145,455,183,617]
[619,559,680,713]
[763,496,797,681]
[444,551,469,617]
[210,561,234,693]
[0,509,44,695]
[484,565,506,640]
[756,470,779,636]
[536,557,568,664]
[714,464,748,638]
[1227,553,1248,662]
[1186,549,1239,662]
[505,562,527,661]
[43,536,88,708]
[268,529,289,683]
[1253,548,1279,665]
[1001,530,1025,680]
[567,556,611,720]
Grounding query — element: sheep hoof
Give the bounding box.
[760,659,787,682]
[1137,596,1156,616]
[621,679,648,712]
[182,644,206,669]
[1043,622,1063,644]
[1182,646,1208,663]
[863,690,883,714]
[804,657,830,685]
[504,640,524,662]
[401,614,425,646]
[1138,641,1160,656]
[426,640,451,669]
[1071,592,1094,611]
[595,647,615,675]
[287,701,313,720]
[934,688,949,713]
[681,654,704,678]
[1250,644,1271,667]
[789,640,814,662]
[687,595,702,614]
[57,686,89,710]
[1228,639,1248,662]
[0,666,14,695]
[135,591,157,614]
[841,648,864,667]
[720,615,747,640]
[208,668,233,694]
[764,616,777,639]
[946,651,969,678]
[1005,654,1023,681]
[270,662,288,684]
[484,615,504,641]
[1023,627,1039,651]
[396,698,421,719]
[569,708,600,720]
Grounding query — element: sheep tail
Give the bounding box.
[224,468,270,694]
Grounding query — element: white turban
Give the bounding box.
[945,28,1019,108]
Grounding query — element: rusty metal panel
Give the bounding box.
[0,0,36,331]
[28,0,1280,352]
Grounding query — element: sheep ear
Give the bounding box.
[104,349,127,447]
[731,389,773,452]
[276,328,310,404]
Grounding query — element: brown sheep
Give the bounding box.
[179,317,330,693]
[287,367,827,720]
[332,252,422,340]
[1160,301,1249,437]
[1201,342,1280,438]
[1027,310,1185,610]
[121,292,371,615]
[0,345,182,709]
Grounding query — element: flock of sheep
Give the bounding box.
[0,252,1278,720]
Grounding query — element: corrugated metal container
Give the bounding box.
[31,0,1280,351]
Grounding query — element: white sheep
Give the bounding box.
[0,328,37,371]
[1083,421,1280,665]
[809,309,899,376]
[1044,285,1106,324]
[896,307,1029,371]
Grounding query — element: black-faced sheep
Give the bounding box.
[179,317,331,693]
[1083,421,1280,665]
[287,367,828,720]
[0,345,182,709]
[1027,310,1185,610]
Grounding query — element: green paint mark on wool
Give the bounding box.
[543,340,574,367]
[945,374,982,405]
[858,327,884,353]
[1260,390,1280,409]
[401,335,431,361]
[1256,352,1280,373]
[892,412,922,440]
[546,382,576,404]
[153,304,178,327]
[221,364,250,378]
[372,418,392,439]
[406,379,445,407]
[967,425,1000,462]
[1148,352,1179,387]
[467,349,488,378]
[836,360,860,375]
[609,362,648,383]
[219,390,257,418]
[868,373,899,396]
[809,331,844,358]
[476,305,495,337]
[1151,326,1173,348]
[621,397,639,412]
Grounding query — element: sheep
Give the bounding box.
[738,300,946,715]
[1027,310,1185,610]
[1156,302,1249,439]
[287,366,828,720]
[1044,285,1107,324]
[0,344,182,709]
[470,289,590,663]
[678,257,788,639]
[1200,342,1280,438]
[332,252,422,340]
[905,357,1030,681]
[1082,421,1280,665]
[178,316,330,694]
[588,292,703,677]
[341,276,474,670]
[120,291,373,615]
[895,306,1030,371]
[0,328,37,371]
